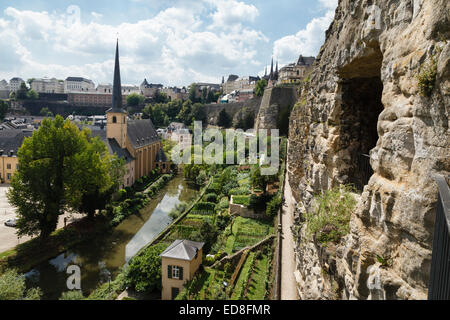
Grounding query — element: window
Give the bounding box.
[168,265,183,280]
[172,266,180,279]
[7,173,11,180]
[113,116,117,123]
[6,164,11,170]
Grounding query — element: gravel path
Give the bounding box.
[280,175,299,300]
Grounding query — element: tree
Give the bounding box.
[166,99,182,120]
[0,100,8,121]
[244,112,255,130]
[16,82,29,100]
[207,90,215,104]
[255,79,268,97]
[250,165,268,192]
[0,269,42,300]
[126,93,145,107]
[188,84,198,103]
[7,116,123,238]
[39,107,53,117]
[151,104,168,127]
[217,109,232,128]
[178,99,192,125]
[153,90,168,104]
[123,243,166,293]
[27,89,38,100]
[190,103,206,125]
[68,130,125,218]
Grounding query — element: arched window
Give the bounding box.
[113,116,117,123]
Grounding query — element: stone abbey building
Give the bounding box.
[93,40,170,188]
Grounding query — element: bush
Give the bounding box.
[305,185,356,244]
[0,269,42,300]
[123,244,167,293]
[417,54,438,97]
[59,290,84,300]
[266,194,282,217]
[204,193,218,203]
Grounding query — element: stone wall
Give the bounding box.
[254,86,298,131]
[288,0,449,300]
[203,97,262,127]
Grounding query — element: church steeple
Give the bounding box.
[107,39,127,149]
[111,39,125,113]
[275,60,279,80]
[269,57,274,80]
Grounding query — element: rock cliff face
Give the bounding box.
[288,0,449,299]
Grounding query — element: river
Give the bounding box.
[25,175,198,300]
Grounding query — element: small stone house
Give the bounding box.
[160,239,204,300]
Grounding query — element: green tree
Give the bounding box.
[16,82,29,100]
[255,79,267,97]
[188,84,199,103]
[207,90,215,104]
[190,103,206,125]
[27,89,38,100]
[166,99,182,120]
[126,93,145,107]
[68,130,125,218]
[39,107,53,117]
[150,104,168,127]
[153,90,168,104]
[217,109,232,128]
[123,243,166,293]
[0,100,9,121]
[178,99,193,125]
[0,269,42,300]
[7,116,123,238]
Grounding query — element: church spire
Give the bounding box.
[111,39,125,113]
[269,57,274,80]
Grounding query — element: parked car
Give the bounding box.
[4,219,17,227]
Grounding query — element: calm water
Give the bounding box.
[25,176,198,300]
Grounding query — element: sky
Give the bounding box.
[0,0,338,87]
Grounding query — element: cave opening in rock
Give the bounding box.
[338,47,384,192]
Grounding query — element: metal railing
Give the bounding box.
[428,175,450,300]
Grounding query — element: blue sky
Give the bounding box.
[0,0,337,87]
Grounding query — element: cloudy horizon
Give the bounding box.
[0,0,337,87]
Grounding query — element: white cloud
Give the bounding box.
[272,2,337,66]
[0,4,267,86]
[91,12,103,20]
[208,0,259,30]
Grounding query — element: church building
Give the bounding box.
[102,40,170,188]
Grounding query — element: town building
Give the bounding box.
[64,77,96,93]
[9,78,25,92]
[0,80,10,99]
[160,239,204,300]
[223,74,239,94]
[161,87,188,101]
[170,128,192,151]
[0,129,33,183]
[140,79,163,97]
[67,92,127,107]
[86,41,170,188]
[31,78,65,94]
[279,55,315,84]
